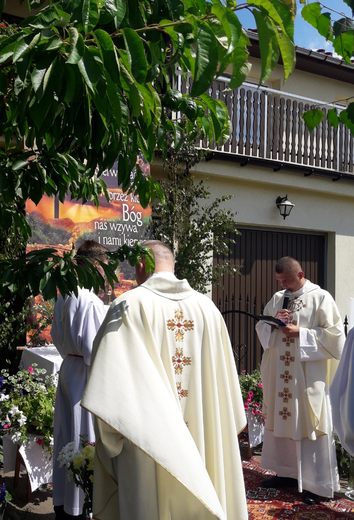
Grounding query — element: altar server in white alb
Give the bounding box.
[330,326,354,457]
[51,240,109,520]
[256,257,344,505]
[81,240,248,520]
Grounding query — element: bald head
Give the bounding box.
[275,257,305,293]
[135,240,174,285]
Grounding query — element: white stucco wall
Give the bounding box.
[186,158,354,319]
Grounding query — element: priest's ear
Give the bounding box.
[135,259,150,286]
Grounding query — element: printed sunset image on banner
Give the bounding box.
[25,156,151,345]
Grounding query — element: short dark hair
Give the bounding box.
[76,240,109,267]
[275,256,302,274]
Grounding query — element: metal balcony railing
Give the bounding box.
[178,75,354,174]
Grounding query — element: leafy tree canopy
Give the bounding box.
[151,125,240,293]
[301,1,354,133]
[0,0,296,300]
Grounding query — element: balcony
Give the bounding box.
[179,75,354,179]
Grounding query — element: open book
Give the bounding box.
[254,315,287,327]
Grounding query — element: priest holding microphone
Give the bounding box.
[256,257,344,505]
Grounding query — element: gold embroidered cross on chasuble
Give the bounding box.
[167,309,194,401]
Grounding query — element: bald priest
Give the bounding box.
[81,240,248,520]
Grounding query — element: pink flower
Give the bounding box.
[244,403,249,410]
[252,409,256,415]
[254,402,259,408]
[248,391,253,398]
[246,397,252,403]
[37,438,44,446]
[28,367,34,374]
[258,383,263,388]
[4,424,10,429]
[242,370,246,373]
[256,410,262,415]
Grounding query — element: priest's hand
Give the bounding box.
[280,323,299,337]
[275,309,290,322]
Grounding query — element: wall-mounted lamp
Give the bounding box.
[276,195,295,220]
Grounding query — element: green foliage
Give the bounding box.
[335,435,352,478]
[0,363,57,453]
[302,108,324,131]
[301,2,354,133]
[0,200,29,370]
[151,126,240,293]
[0,0,295,300]
[238,366,264,421]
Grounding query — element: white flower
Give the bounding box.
[9,405,19,415]
[18,413,27,426]
[10,432,21,443]
[0,393,9,401]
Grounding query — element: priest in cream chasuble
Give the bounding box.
[81,241,248,520]
[330,326,354,457]
[256,257,344,501]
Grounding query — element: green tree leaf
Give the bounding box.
[190,18,218,96]
[99,0,126,25]
[94,29,120,84]
[67,27,85,64]
[327,108,339,128]
[253,9,278,85]
[302,109,324,132]
[13,32,41,63]
[77,47,102,92]
[301,2,332,39]
[82,0,99,34]
[121,28,147,84]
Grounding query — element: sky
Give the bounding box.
[237,0,353,52]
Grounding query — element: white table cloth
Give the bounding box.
[21,345,62,376]
[247,410,265,448]
[3,434,53,492]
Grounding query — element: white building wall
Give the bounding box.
[189,159,354,320]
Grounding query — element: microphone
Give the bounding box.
[282,289,291,310]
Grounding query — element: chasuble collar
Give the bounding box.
[141,274,194,301]
[289,279,320,297]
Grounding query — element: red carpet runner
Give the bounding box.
[243,459,354,519]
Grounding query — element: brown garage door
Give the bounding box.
[213,227,326,372]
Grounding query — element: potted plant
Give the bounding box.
[0,364,56,454]
[239,367,264,449]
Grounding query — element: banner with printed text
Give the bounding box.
[25,156,151,345]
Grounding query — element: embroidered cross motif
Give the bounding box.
[288,298,305,313]
[278,387,292,403]
[176,382,188,400]
[172,347,191,375]
[282,337,295,346]
[279,407,291,420]
[280,371,293,384]
[280,351,295,366]
[167,309,194,342]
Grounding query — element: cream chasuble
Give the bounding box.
[330,326,354,457]
[256,280,344,497]
[81,275,248,520]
